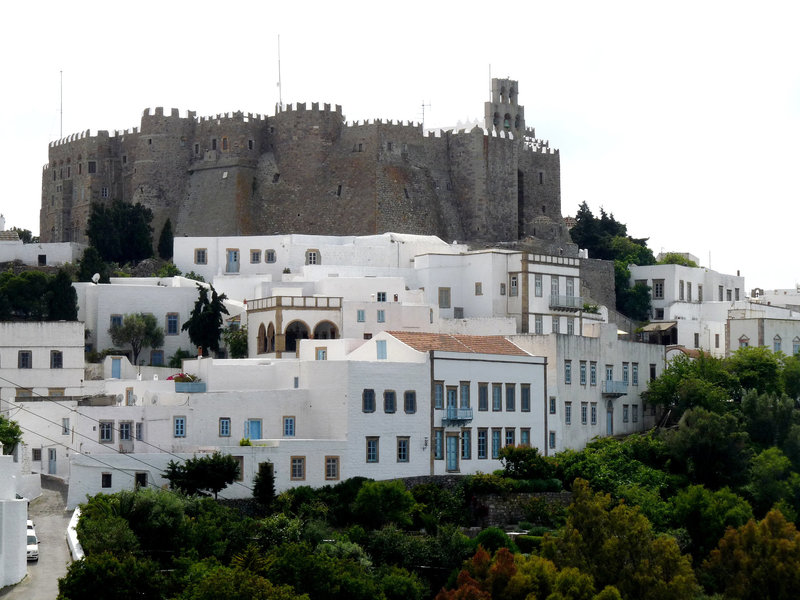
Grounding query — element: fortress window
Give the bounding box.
[60,168,63,179]
[337,184,342,197]
[67,166,70,178]
[272,173,280,183]
[358,143,363,152]
[122,156,127,165]
[194,144,199,155]
[194,248,207,264]
[387,142,393,151]
[265,250,276,263]
[212,139,217,150]
[248,139,254,150]
[222,137,229,151]
[148,138,152,145]
[493,112,500,127]
[180,137,186,147]
[101,187,109,198]
[78,163,82,174]
[404,188,409,199]
[538,172,544,184]
[88,161,96,174]
[515,114,520,128]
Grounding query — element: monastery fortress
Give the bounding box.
[40,78,574,257]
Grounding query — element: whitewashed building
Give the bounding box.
[64,331,548,507]
[0,322,85,481]
[74,277,245,364]
[511,323,665,452]
[173,232,466,283]
[630,263,746,356]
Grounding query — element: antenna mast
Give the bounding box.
[420,100,431,129]
[60,70,63,138]
[277,35,283,110]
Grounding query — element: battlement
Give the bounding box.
[344,118,423,132]
[49,129,111,148]
[196,110,268,123]
[276,102,343,115]
[142,107,197,119]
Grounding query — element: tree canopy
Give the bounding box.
[569,202,655,320]
[0,268,78,321]
[162,451,240,499]
[0,415,22,454]
[108,313,164,365]
[86,200,154,264]
[182,284,229,357]
[157,218,174,260]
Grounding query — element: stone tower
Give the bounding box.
[484,78,525,135]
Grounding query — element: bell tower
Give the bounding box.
[484,78,525,136]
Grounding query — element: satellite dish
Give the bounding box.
[91,273,100,284]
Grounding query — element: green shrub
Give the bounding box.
[473,526,518,554]
[515,534,543,553]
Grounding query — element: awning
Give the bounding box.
[639,321,677,333]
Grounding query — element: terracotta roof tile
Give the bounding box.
[387,331,529,356]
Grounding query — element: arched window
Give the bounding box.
[284,321,310,353]
[503,114,511,129]
[313,321,339,340]
[774,335,782,353]
[257,323,267,354]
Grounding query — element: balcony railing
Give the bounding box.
[442,406,474,425]
[175,381,207,393]
[601,380,628,397]
[549,294,584,311]
[247,296,343,311]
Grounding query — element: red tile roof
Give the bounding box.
[387,331,530,356]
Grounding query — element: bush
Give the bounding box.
[515,534,543,553]
[464,472,514,496]
[353,480,416,529]
[500,445,555,480]
[523,496,567,527]
[169,348,194,368]
[473,527,519,554]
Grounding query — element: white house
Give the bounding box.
[64,331,547,506]
[727,310,800,356]
[173,232,467,283]
[630,263,746,356]
[0,321,87,480]
[0,226,86,267]
[511,323,665,452]
[74,276,245,364]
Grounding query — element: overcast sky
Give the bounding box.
[3,1,798,290]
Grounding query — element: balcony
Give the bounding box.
[602,380,628,397]
[175,381,207,393]
[247,295,342,311]
[442,406,474,425]
[549,294,584,312]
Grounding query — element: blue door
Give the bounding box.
[446,435,458,471]
[112,358,121,379]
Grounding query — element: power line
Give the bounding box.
[1,375,254,493]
